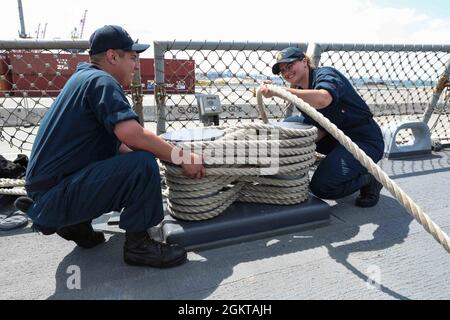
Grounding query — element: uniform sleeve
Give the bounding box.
[86,76,139,136]
[313,67,347,127]
[314,67,346,109]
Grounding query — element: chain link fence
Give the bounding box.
[1,40,88,151]
[1,40,449,152]
[152,41,305,134]
[314,44,450,145]
[154,42,450,145]
[0,40,144,152]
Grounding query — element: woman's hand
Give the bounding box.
[259,80,277,98]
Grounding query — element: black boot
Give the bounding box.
[355,174,383,208]
[31,223,57,235]
[56,221,105,249]
[124,231,187,268]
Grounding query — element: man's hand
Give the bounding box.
[181,153,206,179]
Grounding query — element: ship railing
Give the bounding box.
[0,40,449,152]
[154,41,450,148]
[0,39,144,151]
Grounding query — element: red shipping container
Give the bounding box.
[165,59,196,94]
[8,51,89,97]
[0,53,12,96]
[4,52,195,97]
[139,58,195,94]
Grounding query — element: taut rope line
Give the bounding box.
[257,84,450,253]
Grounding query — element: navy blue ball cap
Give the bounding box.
[272,47,305,75]
[88,25,150,55]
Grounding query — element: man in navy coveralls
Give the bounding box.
[24,25,205,268]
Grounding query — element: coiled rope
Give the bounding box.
[258,84,450,253]
[0,179,26,196]
[162,123,318,221]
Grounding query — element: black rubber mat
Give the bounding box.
[160,194,331,250]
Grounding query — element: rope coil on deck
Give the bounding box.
[0,179,27,196]
[161,123,318,221]
[258,84,450,253]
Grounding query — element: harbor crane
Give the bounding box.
[71,10,88,39]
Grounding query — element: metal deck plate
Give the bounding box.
[159,195,331,251]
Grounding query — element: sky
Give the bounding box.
[1,0,449,57]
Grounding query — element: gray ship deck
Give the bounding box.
[1,147,450,300]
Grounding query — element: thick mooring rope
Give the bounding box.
[258,84,450,253]
[0,179,27,196]
[162,123,318,221]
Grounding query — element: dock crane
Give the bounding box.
[71,10,88,39]
[17,0,30,38]
[17,0,46,39]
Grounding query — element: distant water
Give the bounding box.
[352,78,436,88]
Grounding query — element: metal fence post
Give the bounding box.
[154,41,167,135]
[131,54,144,125]
[422,58,450,125]
[306,42,323,68]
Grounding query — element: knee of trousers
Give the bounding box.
[128,151,161,181]
[309,175,343,200]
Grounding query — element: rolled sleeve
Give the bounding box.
[313,68,347,127]
[87,76,139,135]
[314,70,345,109]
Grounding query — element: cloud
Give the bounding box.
[1,0,449,44]
[264,0,449,44]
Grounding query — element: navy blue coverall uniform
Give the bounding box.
[285,67,385,199]
[25,62,164,232]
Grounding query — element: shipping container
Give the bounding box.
[139,58,196,94]
[0,51,195,97]
[0,53,12,96]
[6,51,89,97]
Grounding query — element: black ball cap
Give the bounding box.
[88,25,150,55]
[272,47,305,75]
